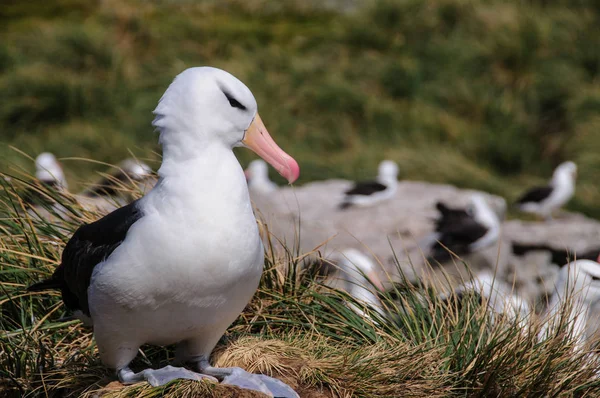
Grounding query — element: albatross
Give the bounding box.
[28,67,300,397]
[339,160,399,210]
[34,152,68,191]
[515,161,577,220]
[22,152,69,205]
[326,249,385,317]
[82,158,153,199]
[439,271,530,326]
[540,259,600,351]
[21,152,75,220]
[245,159,278,195]
[426,194,500,264]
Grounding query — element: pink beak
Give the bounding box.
[242,113,299,184]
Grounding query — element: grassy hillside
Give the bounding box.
[1,0,599,217]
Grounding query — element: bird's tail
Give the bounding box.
[27,278,61,292]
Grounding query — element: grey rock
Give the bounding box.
[252,180,600,312]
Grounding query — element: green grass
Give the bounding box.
[0,0,600,218]
[1,173,600,397]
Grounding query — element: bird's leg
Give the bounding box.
[118,365,217,387]
[193,358,299,398]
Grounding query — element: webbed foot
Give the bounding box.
[118,365,217,387]
[222,368,299,398]
[196,360,299,398]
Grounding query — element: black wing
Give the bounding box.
[515,185,553,204]
[434,202,470,233]
[511,242,553,256]
[512,243,600,266]
[345,181,387,196]
[578,248,600,262]
[429,219,488,263]
[28,200,143,316]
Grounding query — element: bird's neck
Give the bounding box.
[552,172,573,190]
[378,175,397,186]
[145,139,253,223]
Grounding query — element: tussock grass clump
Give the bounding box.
[1,168,600,397]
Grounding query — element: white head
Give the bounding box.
[245,159,270,182]
[35,152,67,189]
[377,160,399,181]
[329,249,385,317]
[119,159,152,180]
[552,161,577,185]
[244,159,277,194]
[153,67,299,183]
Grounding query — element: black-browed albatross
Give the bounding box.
[427,194,500,264]
[20,152,75,217]
[22,152,69,206]
[515,161,577,220]
[540,259,600,351]
[244,159,278,195]
[339,160,399,210]
[82,158,152,199]
[28,67,300,397]
[34,152,68,191]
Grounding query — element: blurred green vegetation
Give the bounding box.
[1,0,599,217]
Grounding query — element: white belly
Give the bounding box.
[88,198,263,350]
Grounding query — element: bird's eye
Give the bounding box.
[223,91,247,111]
[590,275,600,282]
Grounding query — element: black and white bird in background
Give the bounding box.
[540,259,600,352]
[515,161,577,220]
[21,152,71,210]
[28,67,300,398]
[244,159,277,195]
[326,248,386,318]
[34,152,68,191]
[438,271,531,326]
[339,160,399,210]
[426,194,501,264]
[82,158,153,199]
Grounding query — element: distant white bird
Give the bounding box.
[245,159,277,195]
[540,259,600,351]
[83,158,153,199]
[34,152,68,191]
[21,152,70,212]
[427,194,500,263]
[339,160,399,209]
[28,67,300,397]
[440,271,530,325]
[515,161,577,220]
[327,248,385,317]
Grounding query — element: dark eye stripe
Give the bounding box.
[223,91,247,111]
